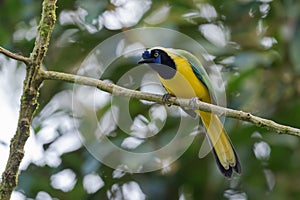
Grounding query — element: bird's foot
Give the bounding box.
[189,97,200,110]
[162,93,174,107]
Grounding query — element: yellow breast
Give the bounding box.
[159,56,211,103]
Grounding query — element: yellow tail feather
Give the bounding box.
[197,111,241,177]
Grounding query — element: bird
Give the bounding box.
[138,47,241,178]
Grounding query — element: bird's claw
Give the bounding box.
[189,97,200,109]
[162,93,174,107]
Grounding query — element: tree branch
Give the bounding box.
[0,0,57,199]
[41,70,300,137]
[0,46,31,65]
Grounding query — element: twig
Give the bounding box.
[0,46,31,65]
[41,70,300,137]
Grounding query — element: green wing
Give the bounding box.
[171,49,217,103]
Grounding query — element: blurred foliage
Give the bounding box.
[1,0,300,199]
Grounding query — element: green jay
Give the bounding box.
[138,47,241,178]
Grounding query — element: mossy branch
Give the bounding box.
[41,70,300,137]
[0,0,57,199]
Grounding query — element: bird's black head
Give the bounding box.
[138,48,176,79]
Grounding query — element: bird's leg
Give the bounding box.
[162,93,174,107]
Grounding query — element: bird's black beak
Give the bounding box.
[138,58,155,64]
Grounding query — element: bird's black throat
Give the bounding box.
[150,50,176,79]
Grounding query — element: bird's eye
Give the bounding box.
[153,52,159,57]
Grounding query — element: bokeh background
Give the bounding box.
[1,0,300,199]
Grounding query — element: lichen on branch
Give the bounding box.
[41,70,300,137]
[0,0,57,200]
